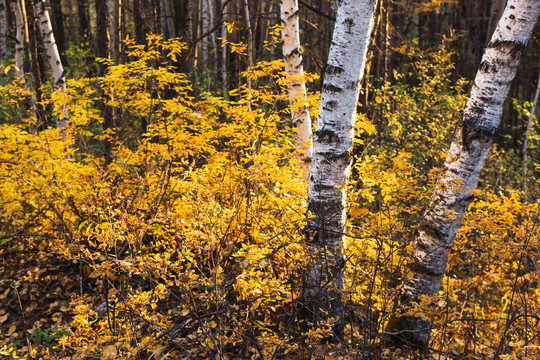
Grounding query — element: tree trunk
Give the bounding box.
[133,0,144,44]
[387,0,540,347]
[243,0,252,111]
[49,0,67,66]
[11,0,24,78]
[160,0,174,39]
[280,0,312,181]
[34,0,68,132]
[77,0,90,41]
[11,0,37,128]
[95,0,109,65]
[24,0,47,129]
[221,0,228,96]
[304,0,376,339]
[107,0,120,65]
[522,73,540,198]
[0,0,6,60]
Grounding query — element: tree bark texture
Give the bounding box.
[77,0,90,40]
[25,0,47,129]
[49,0,67,66]
[107,0,120,65]
[280,0,313,181]
[387,0,540,347]
[0,0,6,59]
[304,0,376,338]
[11,0,24,78]
[34,0,68,131]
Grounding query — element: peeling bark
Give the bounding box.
[304,0,376,339]
[280,0,313,181]
[387,0,540,347]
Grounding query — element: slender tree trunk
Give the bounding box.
[522,73,540,197]
[208,0,218,77]
[280,0,312,181]
[34,0,68,131]
[133,0,144,44]
[200,0,208,73]
[49,0,67,66]
[161,0,174,39]
[304,0,376,339]
[107,0,120,65]
[95,0,109,65]
[11,0,24,77]
[95,0,115,164]
[77,0,90,41]
[221,0,228,96]
[24,0,47,129]
[243,0,252,111]
[0,0,6,60]
[11,0,37,128]
[387,0,540,347]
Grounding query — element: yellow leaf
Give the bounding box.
[7,325,16,335]
[325,356,335,360]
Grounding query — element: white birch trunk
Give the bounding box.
[305,0,376,337]
[200,0,208,72]
[387,0,540,347]
[280,0,313,181]
[34,0,68,131]
[12,0,37,130]
[0,0,6,60]
[12,0,25,78]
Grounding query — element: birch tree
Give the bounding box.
[304,0,376,337]
[34,0,68,131]
[387,0,540,347]
[280,0,312,181]
[11,0,25,78]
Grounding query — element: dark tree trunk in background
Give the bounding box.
[133,0,144,44]
[49,0,68,66]
[24,0,47,129]
[78,0,90,41]
[95,0,114,164]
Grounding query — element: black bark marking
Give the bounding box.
[322,83,343,93]
[479,60,498,74]
[461,116,497,151]
[344,18,354,34]
[489,39,526,57]
[315,129,340,144]
[323,100,337,111]
[325,64,344,75]
[316,150,350,161]
[284,47,301,59]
